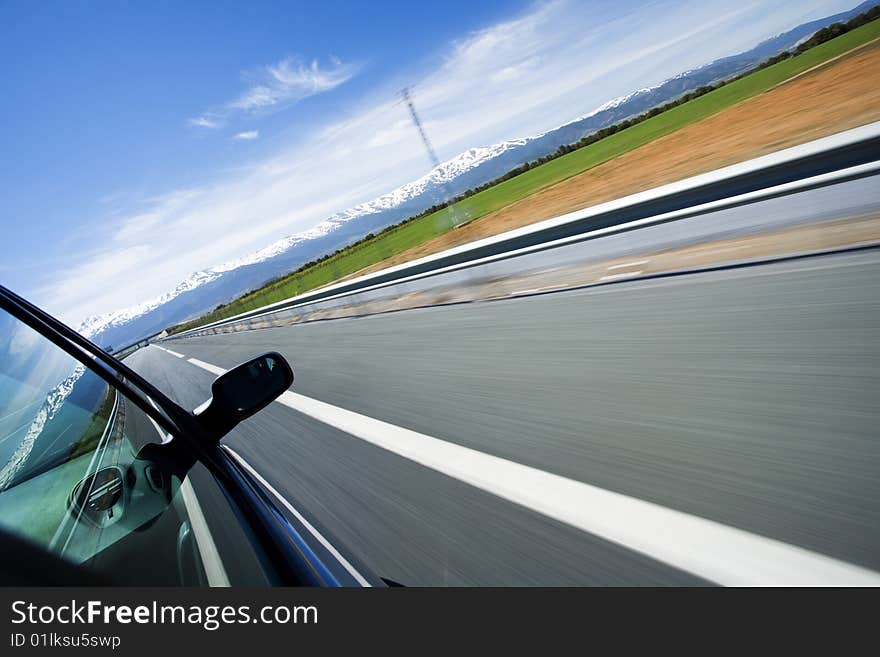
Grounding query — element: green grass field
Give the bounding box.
[172,19,880,332]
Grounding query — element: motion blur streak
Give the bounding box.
[129,248,880,585]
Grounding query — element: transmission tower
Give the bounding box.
[399,86,467,228]
[401,86,441,169]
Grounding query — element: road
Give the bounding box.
[127,249,880,585]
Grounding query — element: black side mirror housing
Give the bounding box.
[193,352,293,439]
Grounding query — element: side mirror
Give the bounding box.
[193,352,293,439]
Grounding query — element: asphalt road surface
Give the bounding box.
[127,249,880,585]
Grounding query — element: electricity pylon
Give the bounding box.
[399,87,468,229]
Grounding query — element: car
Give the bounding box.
[0,283,383,586]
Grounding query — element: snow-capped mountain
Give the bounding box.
[83,1,879,350]
[0,364,85,489]
[79,270,221,339]
[79,140,534,347]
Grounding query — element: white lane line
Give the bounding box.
[182,355,880,586]
[178,478,231,587]
[142,403,229,587]
[154,345,184,358]
[222,446,372,587]
[188,358,225,376]
[598,270,643,282]
[607,259,649,270]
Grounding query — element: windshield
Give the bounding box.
[0,308,223,584]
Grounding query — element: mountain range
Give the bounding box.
[83,0,880,350]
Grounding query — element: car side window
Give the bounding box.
[0,308,213,584]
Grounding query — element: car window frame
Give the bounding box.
[0,284,195,441]
[0,283,380,587]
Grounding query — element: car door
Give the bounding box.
[1,285,382,587]
[0,298,281,585]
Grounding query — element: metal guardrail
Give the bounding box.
[166,121,880,340]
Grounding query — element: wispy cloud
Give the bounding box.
[189,55,358,129]
[233,56,357,112]
[188,116,220,129]
[234,130,259,140]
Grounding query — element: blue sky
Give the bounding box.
[0,0,859,326]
